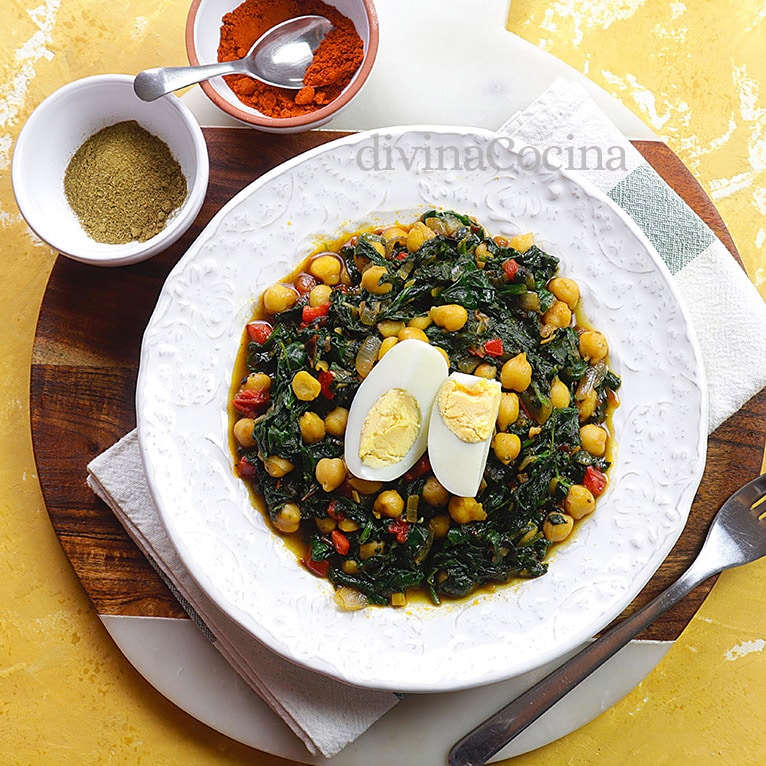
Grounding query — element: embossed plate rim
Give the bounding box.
[136,126,707,692]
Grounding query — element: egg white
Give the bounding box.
[344,340,448,482]
[428,372,502,497]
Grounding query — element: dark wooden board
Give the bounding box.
[30,128,766,639]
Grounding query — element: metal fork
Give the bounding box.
[449,472,766,766]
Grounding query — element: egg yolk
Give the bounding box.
[359,388,421,467]
[437,378,501,443]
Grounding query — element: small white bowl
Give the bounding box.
[12,74,209,266]
[186,0,378,133]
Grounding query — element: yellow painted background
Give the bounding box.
[1,1,764,763]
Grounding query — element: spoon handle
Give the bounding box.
[448,557,718,766]
[133,61,248,102]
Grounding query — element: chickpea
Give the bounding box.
[565,484,596,519]
[501,352,532,392]
[398,326,429,343]
[309,253,342,285]
[408,314,432,330]
[299,411,326,444]
[341,559,360,574]
[543,511,574,542]
[430,304,469,332]
[548,277,580,310]
[362,236,386,258]
[263,283,298,314]
[374,489,405,518]
[233,417,257,448]
[243,372,271,391]
[422,476,450,507]
[361,264,393,294]
[507,232,534,253]
[579,330,608,362]
[576,389,598,422]
[406,221,436,252]
[273,503,301,534]
[338,518,361,532]
[378,336,399,359]
[315,457,347,492]
[324,407,349,437]
[347,475,383,495]
[550,377,571,409]
[377,319,405,338]
[263,455,294,478]
[381,225,408,245]
[428,514,451,538]
[492,432,521,465]
[359,540,384,560]
[542,300,572,329]
[292,370,321,401]
[474,362,497,379]
[315,517,337,533]
[309,283,332,307]
[448,496,487,524]
[496,392,520,430]
[580,424,607,456]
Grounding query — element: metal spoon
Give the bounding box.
[449,471,766,766]
[133,15,333,102]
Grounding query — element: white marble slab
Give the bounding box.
[98,1,669,761]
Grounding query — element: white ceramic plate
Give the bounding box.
[136,126,707,693]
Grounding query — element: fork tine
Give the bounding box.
[728,473,766,509]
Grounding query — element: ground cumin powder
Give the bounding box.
[64,120,187,244]
[218,0,364,118]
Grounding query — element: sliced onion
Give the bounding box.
[355,335,382,378]
[519,291,540,312]
[334,586,368,612]
[575,360,607,402]
[358,300,380,326]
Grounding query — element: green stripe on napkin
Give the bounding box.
[608,163,716,275]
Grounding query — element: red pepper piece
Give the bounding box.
[503,258,519,280]
[246,320,273,344]
[388,519,410,544]
[301,302,330,323]
[583,465,608,497]
[232,388,270,417]
[483,338,504,357]
[318,369,335,399]
[331,530,351,555]
[404,454,431,481]
[237,456,256,477]
[326,499,345,521]
[302,555,330,578]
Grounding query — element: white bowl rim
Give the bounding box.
[12,73,209,266]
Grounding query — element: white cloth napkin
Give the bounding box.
[87,79,766,759]
[500,78,766,433]
[86,430,399,759]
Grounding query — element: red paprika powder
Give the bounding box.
[218,0,364,119]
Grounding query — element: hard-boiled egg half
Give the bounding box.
[344,340,449,482]
[428,372,502,497]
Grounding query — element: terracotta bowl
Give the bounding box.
[185,0,379,133]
